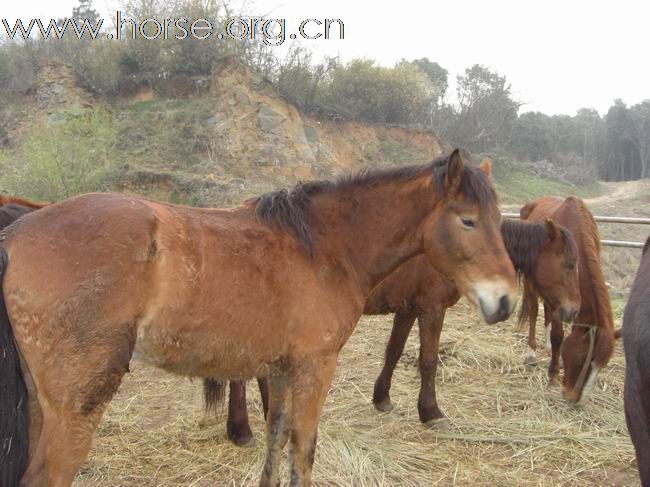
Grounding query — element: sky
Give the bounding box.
[2,0,647,116]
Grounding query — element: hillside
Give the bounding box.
[0,58,605,206]
[0,58,444,206]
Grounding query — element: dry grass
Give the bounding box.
[73,299,637,486]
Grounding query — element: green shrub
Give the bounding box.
[1,109,118,200]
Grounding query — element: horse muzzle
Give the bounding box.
[472,281,517,325]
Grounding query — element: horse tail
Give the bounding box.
[203,378,226,415]
[0,247,29,486]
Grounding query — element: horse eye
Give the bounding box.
[461,218,475,228]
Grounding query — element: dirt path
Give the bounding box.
[583,179,650,207]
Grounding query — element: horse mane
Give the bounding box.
[0,205,35,231]
[253,152,497,255]
[508,218,577,328]
[0,194,49,210]
[571,197,615,366]
[501,219,576,278]
[574,198,613,328]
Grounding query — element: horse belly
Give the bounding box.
[133,318,267,380]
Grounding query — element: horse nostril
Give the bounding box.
[572,309,579,321]
[498,295,510,319]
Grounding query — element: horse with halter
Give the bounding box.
[0,150,517,486]
[520,196,615,405]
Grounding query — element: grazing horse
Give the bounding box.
[208,215,580,442]
[520,196,615,405]
[623,236,650,487]
[0,150,517,487]
[0,194,49,210]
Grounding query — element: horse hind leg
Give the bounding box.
[20,328,134,486]
[372,311,416,412]
[227,381,254,447]
[548,317,564,386]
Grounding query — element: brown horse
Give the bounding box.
[208,215,580,442]
[520,196,615,405]
[0,150,517,486]
[623,236,650,487]
[0,194,49,210]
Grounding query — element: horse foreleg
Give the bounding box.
[288,354,337,487]
[417,309,447,427]
[523,283,539,366]
[259,361,292,487]
[548,316,564,385]
[544,302,552,355]
[227,381,254,447]
[372,311,417,412]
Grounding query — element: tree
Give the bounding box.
[630,100,650,178]
[72,0,100,23]
[453,64,521,152]
[601,100,639,181]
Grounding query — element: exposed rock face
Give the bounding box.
[0,56,443,201]
[209,57,442,181]
[34,59,96,115]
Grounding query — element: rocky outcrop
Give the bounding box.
[209,57,443,181]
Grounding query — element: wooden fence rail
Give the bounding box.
[501,212,648,249]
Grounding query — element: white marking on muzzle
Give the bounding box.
[471,280,517,323]
[576,365,600,406]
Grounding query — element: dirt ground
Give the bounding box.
[72,181,649,486]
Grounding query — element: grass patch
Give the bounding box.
[491,156,604,205]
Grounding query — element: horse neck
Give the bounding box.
[310,176,437,295]
[575,202,614,331]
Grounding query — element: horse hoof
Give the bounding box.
[524,356,537,367]
[231,436,255,448]
[425,417,450,430]
[231,433,255,448]
[374,398,394,412]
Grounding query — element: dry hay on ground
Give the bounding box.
[74,300,636,486]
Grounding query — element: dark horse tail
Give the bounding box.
[0,247,29,486]
[203,378,226,414]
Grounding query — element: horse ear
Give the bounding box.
[478,157,492,180]
[544,218,561,241]
[445,149,464,194]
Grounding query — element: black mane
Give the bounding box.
[501,219,577,277]
[254,151,497,255]
[0,205,34,231]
